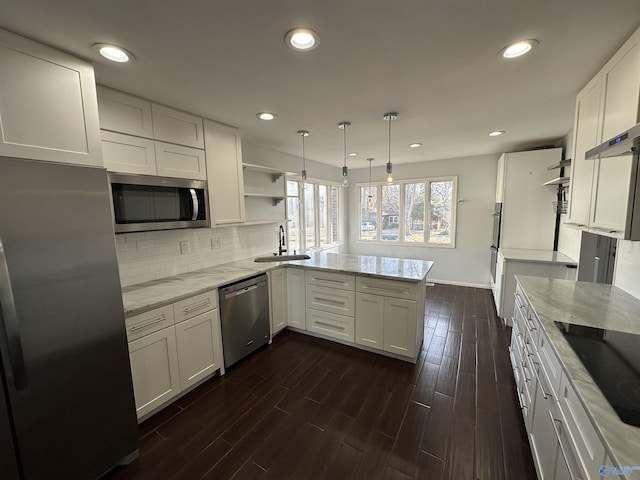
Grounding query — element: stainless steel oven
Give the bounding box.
[108,173,209,233]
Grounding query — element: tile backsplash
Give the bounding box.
[115,224,281,286]
[614,240,640,299]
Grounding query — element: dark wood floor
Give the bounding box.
[105,283,537,480]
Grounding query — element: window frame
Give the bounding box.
[356,175,458,248]
[286,177,344,252]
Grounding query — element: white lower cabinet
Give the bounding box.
[128,326,180,419]
[383,297,417,358]
[269,268,287,335]
[355,293,384,349]
[286,268,306,329]
[126,290,223,420]
[529,368,559,480]
[306,308,355,342]
[175,311,222,391]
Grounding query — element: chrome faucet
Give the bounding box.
[278,225,287,256]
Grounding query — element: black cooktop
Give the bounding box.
[555,322,640,427]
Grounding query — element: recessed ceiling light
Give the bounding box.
[256,112,276,121]
[348,152,358,157]
[409,143,423,148]
[92,43,135,63]
[501,39,538,59]
[488,130,506,137]
[285,28,320,51]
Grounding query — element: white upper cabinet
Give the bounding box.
[588,29,640,238]
[567,78,600,228]
[204,119,246,224]
[96,86,154,138]
[151,104,204,149]
[101,131,156,176]
[155,141,207,180]
[0,29,102,166]
[567,26,640,239]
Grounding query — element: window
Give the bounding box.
[358,176,457,247]
[287,179,343,251]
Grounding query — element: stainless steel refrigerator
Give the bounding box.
[0,157,138,479]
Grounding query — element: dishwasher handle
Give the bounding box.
[224,283,261,299]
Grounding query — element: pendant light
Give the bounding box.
[298,130,309,180]
[383,112,398,183]
[366,158,374,210]
[338,121,350,187]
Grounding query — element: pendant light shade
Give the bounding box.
[366,158,374,210]
[338,121,350,187]
[298,130,309,180]
[383,112,397,184]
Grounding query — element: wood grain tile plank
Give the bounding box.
[453,372,476,425]
[476,407,505,480]
[376,380,414,439]
[415,451,444,480]
[411,361,439,406]
[420,392,454,460]
[443,419,475,480]
[352,431,395,480]
[388,401,430,476]
[435,355,458,397]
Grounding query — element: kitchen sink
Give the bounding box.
[254,254,311,263]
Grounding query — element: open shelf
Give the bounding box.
[544,177,570,186]
[242,163,295,182]
[547,159,572,170]
[244,192,285,206]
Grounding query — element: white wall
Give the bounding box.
[614,240,640,299]
[346,154,499,287]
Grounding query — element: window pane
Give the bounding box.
[304,183,316,248]
[286,197,300,252]
[330,186,339,243]
[381,184,400,241]
[319,185,328,246]
[429,180,454,245]
[359,186,377,240]
[404,182,425,242]
[286,180,299,196]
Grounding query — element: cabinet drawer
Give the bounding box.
[306,284,355,317]
[523,306,541,345]
[125,305,175,341]
[514,281,529,311]
[101,131,156,175]
[356,276,418,300]
[173,290,217,323]
[151,104,204,149]
[306,308,355,343]
[306,269,355,290]
[537,329,563,398]
[557,372,606,478]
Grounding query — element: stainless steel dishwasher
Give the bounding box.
[218,273,270,368]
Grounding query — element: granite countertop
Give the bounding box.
[122,253,434,318]
[516,275,640,475]
[500,248,577,265]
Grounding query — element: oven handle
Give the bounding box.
[0,237,27,390]
[189,188,199,221]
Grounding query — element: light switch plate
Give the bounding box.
[180,240,191,255]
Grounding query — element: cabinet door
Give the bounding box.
[101,131,157,175]
[287,268,306,329]
[567,78,601,228]
[495,154,505,203]
[155,141,207,180]
[96,86,154,138]
[589,32,640,237]
[383,297,417,358]
[355,292,384,349]
[0,29,102,166]
[151,104,204,148]
[175,310,222,390]
[529,369,559,480]
[269,268,287,335]
[204,119,246,224]
[128,326,180,419]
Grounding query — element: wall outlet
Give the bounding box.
[180,240,191,255]
[211,236,221,249]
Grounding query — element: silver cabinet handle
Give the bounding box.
[526,316,537,331]
[129,315,166,332]
[315,297,346,306]
[189,188,199,221]
[531,361,552,399]
[312,277,345,285]
[362,284,407,294]
[0,237,27,390]
[523,339,535,357]
[549,411,583,480]
[314,320,346,331]
[521,360,532,383]
[183,299,211,312]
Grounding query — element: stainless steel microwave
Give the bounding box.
[108,173,209,233]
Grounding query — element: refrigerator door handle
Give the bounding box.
[0,238,27,390]
[189,188,199,221]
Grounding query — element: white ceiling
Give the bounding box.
[2,1,640,169]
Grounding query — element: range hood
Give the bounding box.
[585,122,640,159]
